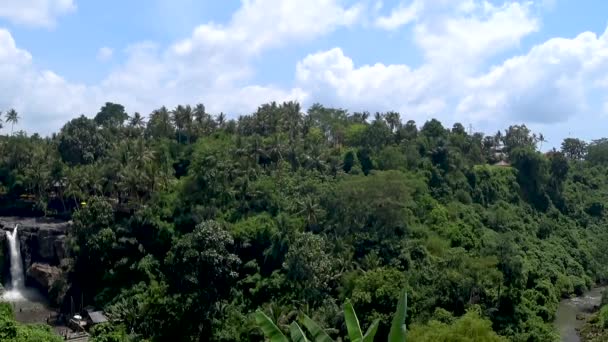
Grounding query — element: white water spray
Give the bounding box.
[4,224,24,300]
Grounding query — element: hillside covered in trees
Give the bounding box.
[0,102,607,341]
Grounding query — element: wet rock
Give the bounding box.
[27,263,62,290]
[0,217,70,267]
[54,236,66,260]
[37,230,56,260]
[26,262,67,305]
[576,313,587,320]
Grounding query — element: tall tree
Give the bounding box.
[502,125,537,156]
[129,112,145,129]
[561,138,587,160]
[94,102,128,128]
[5,109,19,135]
[586,138,608,165]
[165,220,240,340]
[384,111,401,133]
[58,115,108,165]
[217,112,226,129]
[146,107,174,139]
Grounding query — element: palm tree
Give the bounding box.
[538,133,547,150]
[385,111,401,132]
[295,195,323,228]
[129,112,145,129]
[147,106,174,139]
[171,105,193,143]
[217,112,226,128]
[171,105,185,142]
[5,109,19,135]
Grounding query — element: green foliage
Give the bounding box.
[408,309,507,342]
[344,300,379,342]
[586,139,608,165]
[255,310,289,342]
[4,102,608,341]
[388,290,407,342]
[580,301,608,341]
[58,115,109,165]
[283,232,336,303]
[561,138,587,160]
[89,323,144,342]
[94,102,129,128]
[256,291,407,342]
[0,303,61,342]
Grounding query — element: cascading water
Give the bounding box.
[4,224,25,300]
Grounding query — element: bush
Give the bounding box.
[408,309,507,342]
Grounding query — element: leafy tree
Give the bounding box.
[586,138,608,165]
[561,138,587,160]
[502,125,537,156]
[58,115,109,165]
[164,220,241,340]
[95,102,129,128]
[510,148,550,209]
[283,232,336,304]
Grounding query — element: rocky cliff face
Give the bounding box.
[0,217,70,303]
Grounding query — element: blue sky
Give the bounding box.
[2,0,608,148]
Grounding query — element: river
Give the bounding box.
[554,287,606,342]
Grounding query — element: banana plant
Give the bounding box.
[255,310,329,342]
[289,322,310,342]
[344,299,379,342]
[388,290,408,342]
[255,310,289,342]
[300,313,333,342]
[256,289,408,342]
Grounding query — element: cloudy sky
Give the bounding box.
[1,0,608,147]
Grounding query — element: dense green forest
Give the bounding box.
[0,102,608,341]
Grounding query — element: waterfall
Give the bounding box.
[4,224,24,300]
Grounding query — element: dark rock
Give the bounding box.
[576,313,587,321]
[0,217,70,269]
[54,236,67,260]
[0,217,70,234]
[37,230,56,260]
[27,262,62,290]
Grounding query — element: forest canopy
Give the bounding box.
[0,102,607,341]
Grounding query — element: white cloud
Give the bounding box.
[375,0,422,30]
[91,0,360,117]
[413,1,538,64]
[459,29,608,125]
[0,29,90,133]
[297,0,538,123]
[5,0,608,144]
[296,48,446,119]
[0,0,357,134]
[0,0,75,28]
[96,47,113,62]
